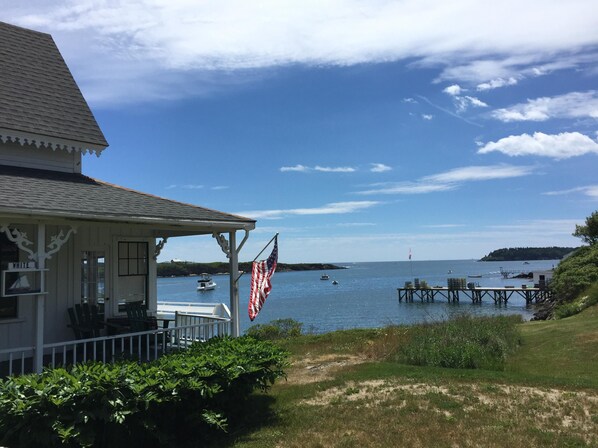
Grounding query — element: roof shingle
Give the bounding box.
[0,21,108,148]
[0,165,255,228]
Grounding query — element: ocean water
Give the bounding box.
[158,259,558,334]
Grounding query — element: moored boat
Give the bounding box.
[197,273,217,291]
[320,274,330,280]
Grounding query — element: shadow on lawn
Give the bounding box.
[199,394,279,448]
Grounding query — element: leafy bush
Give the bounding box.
[0,336,288,448]
[550,245,598,304]
[398,315,522,370]
[553,282,598,319]
[246,318,303,340]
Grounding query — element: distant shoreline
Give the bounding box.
[158,261,345,277]
[479,247,577,262]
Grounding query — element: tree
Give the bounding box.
[573,210,598,246]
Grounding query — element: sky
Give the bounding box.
[3,1,597,263]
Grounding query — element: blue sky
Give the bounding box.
[4,1,597,262]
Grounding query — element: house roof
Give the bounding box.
[0,165,255,232]
[0,21,108,153]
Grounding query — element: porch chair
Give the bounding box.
[67,303,104,339]
[124,301,169,332]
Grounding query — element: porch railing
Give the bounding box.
[0,314,231,377]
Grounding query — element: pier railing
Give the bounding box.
[0,315,231,377]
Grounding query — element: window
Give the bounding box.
[117,242,148,312]
[118,242,148,276]
[81,251,106,313]
[0,233,19,319]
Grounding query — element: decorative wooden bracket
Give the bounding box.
[0,224,77,261]
[154,237,168,260]
[212,230,250,260]
[0,224,36,260]
[45,227,77,260]
[213,232,231,258]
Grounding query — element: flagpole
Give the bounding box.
[251,233,279,263]
[236,233,279,283]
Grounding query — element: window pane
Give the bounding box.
[129,259,138,275]
[129,243,138,258]
[119,242,128,258]
[119,259,128,276]
[138,243,147,258]
[139,259,147,275]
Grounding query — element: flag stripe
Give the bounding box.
[248,237,278,321]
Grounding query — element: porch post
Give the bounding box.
[34,224,46,374]
[228,231,240,337]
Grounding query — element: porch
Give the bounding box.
[0,312,230,377]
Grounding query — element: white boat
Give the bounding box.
[320,274,330,280]
[196,273,216,291]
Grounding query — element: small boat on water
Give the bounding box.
[197,273,216,291]
[332,280,339,285]
[320,274,330,280]
[468,274,483,278]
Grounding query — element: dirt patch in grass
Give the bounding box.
[300,379,598,446]
[287,354,367,384]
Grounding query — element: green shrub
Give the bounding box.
[398,315,522,370]
[550,245,598,304]
[246,318,303,340]
[0,336,289,448]
[553,282,598,319]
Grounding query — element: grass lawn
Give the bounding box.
[214,307,598,448]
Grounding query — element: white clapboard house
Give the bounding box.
[0,21,255,375]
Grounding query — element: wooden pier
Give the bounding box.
[397,286,551,305]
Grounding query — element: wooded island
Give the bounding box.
[157,261,344,277]
[479,246,577,261]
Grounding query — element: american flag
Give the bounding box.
[248,236,278,321]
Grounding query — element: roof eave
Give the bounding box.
[0,208,256,233]
[0,127,107,156]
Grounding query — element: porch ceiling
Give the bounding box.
[0,165,255,234]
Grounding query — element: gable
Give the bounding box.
[0,21,108,154]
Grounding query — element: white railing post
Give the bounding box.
[34,224,46,374]
[229,231,240,337]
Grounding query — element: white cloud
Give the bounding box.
[403,98,418,104]
[370,163,392,172]
[478,132,598,159]
[477,77,518,91]
[422,114,434,120]
[454,95,488,112]
[280,164,309,172]
[5,0,598,105]
[337,222,377,227]
[358,164,533,195]
[211,185,229,190]
[238,200,380,219]
[491,90,598,122]
[164,184,203,189]
[543,185,598,198]
[314,165,356,173]
[423,164,533,183]
[280,164,356,173]
[422,224,466,228]
[442,84,488,112]
[443,84,464,96]
[358,182,456,195]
